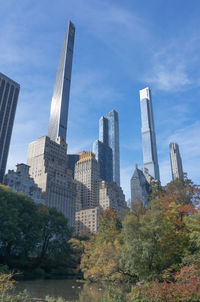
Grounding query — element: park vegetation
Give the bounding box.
[80,176,200,301]
[0,176,200,301]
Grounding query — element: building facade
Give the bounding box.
[26,21,76,227]
[75,207,99,235]
[0,73,20,183]
[48,21,75,142]
[93,110,120,186]
[139,87,160,180]
[27,136,76,226]
[93,140,113,182]
[170,142,183,180]
[99,180,125,212]
[4,163,43,204]
[130,165,150,207]
[67,154,80,178]
[74,152,99,210]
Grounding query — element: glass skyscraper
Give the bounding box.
[169,142,183,180]
[48,21,75,142]
[93,110,120,186]
[139,87,160,180]
[0,72,20,183]
[93,139,113,182]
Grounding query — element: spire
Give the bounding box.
[48,21,75,142]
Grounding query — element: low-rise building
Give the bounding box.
[4,163,43,203]
[75,207,99,235]
[99,180,125,212]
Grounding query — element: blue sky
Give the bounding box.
[1,0,200,199]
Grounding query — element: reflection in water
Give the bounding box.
[15,279,129,301]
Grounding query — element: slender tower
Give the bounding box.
[139,87,160,180]
[48,21,75,142]
[169,142,183,180]
[0,73,20,183]
[27,21,76,227]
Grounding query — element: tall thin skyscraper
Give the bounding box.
[169,142,183,180]
[94,110,120,186]
[27,21,76,227]
[139,87,160,180]
[48,21,75,142]
[0,73,20,183]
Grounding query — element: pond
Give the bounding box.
[15,279,129,301]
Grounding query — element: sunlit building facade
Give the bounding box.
[26,21,76,227]
[139,87,160,180]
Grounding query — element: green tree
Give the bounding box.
[0,185,40,266]
[80,208,123,281]
[35,206,73,266]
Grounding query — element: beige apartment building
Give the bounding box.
[74,152,99,210]
[27,136,76,227]
[75,207,99,235]
[99,180,125,212]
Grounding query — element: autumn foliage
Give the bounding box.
[80,176,200,301]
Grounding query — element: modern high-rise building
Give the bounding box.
[130,165,150,207]
[67,154,80,178]
[0,73,20,183]
[48,21,75,142]
[139,87,160,180]
[93,140,113,182]
[74,152,99,210]
[169,142,183,180]
[27,21,76,227]
[93,110,120,186]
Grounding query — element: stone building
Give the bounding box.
[74,152,99,210]
[99,180,125,212]
[4,163,43,204]
[27,136,76,227]
[75,207,99,235]
[131,165,150,207]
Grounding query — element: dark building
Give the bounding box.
[130,165,150,207]
[0,72,20,183]
[93,140,113,182]
[67,154,80,178]
[93,110,120,185]
[169,142,183,180]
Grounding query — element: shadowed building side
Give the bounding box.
[170,142,183,180]
[131,165,150,207]
[0,73,20,183]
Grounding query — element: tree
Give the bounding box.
[80,208,123,281]
[0,185,40,266]
[35,206,73,266]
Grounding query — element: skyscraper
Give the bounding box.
[139,87,160,180]
[130,165,150,207]
[93,139,113,182]
[169,142,183,180]
[48,21,75,142]
[0,73,20,183]
[93,110,120,186]
[74,152,99,210]
[27,21,76,227]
